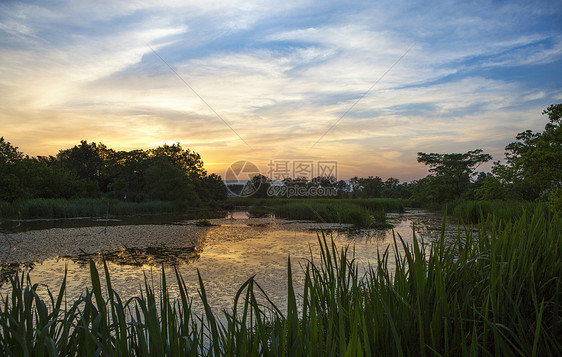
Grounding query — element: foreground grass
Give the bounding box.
[0,198,179,219]
[1,210,560,355]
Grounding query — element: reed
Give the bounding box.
[233,197,406,228]
[229,197,407,213]
[450,199,545,223]
[0,198,178,219]
[273,201,375,227]
[1,209,560,355]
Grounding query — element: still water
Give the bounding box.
[0,209,466,315]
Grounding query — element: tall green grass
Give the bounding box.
[1,210,560,355]
[0,198,178,219]
[229,197,407,211]
[274,201,376,227]
[349,198,407,213]
[450,199,545,223]
[241,198,406,227]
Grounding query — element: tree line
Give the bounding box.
[234,174,412,199]
[0,140,227,204]
[241,104,560,209]
[2,104,559,208]
[411,104,561,209]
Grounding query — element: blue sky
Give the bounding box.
[1,0,561,180]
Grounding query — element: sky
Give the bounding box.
[1,0,561,181]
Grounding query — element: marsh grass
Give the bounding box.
[194,219,214,227]
[229,197,407,211]
[451,199,545,223]
[273,202,375,227]
[1,210,560,355]
[239,198,405,228]
[0,198,177,219]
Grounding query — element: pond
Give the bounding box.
[0,209,470,315]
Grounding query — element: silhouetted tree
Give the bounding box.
[381,178,411,199]
[149,143,206,177]
[144,157,199,203]
[350,176,384,198]
[0,138,223,206]
[57,140,113,192]
[416,149,492,201]
[244,174,271,198]
[1,138,97,201]
[202,174,228,201]
[490,103,562,200]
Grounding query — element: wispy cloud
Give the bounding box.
[0,0,560,180]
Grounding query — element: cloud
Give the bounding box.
[0,0,560,181]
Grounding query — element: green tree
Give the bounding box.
[202,173,228,201]
[0,138,224,205]
[416,149,492,201]
[104,144,210,203]
[381,178,411,199]
[409,175,454,203]
[39,163,98,198]
[0,137,25,201]
[1,138,97,201]
[492,104,562,200]
[0,137,24,164]
[57,140,113,192]
[105,149,150,201]
[548,187,562,213]
[244,174,271,198]
[149,143,206,177]
[145,143,209,203]
[349,176,384,198]
[474,175,509,200]
[143,157,199,203]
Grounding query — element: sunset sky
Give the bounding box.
[1,0,561,181]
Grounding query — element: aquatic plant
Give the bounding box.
[194,218,214,226]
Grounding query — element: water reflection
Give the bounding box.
[311,227,388,241]
[226,211,250,220]
[0,210,228,233]
[61,246,202,267]
[0,209,466,316]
